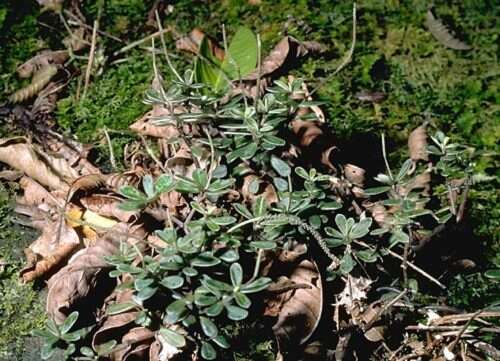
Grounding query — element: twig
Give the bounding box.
[103,128,117,170]
[363,289,408,331]
[113,28,172,56]
[255,33,262,101]
[155,10,182,82]
[448,309,483,352]
[310,2,356,96]
[385,248,446,289]
[81,20,98,101]
[456,179,470,222]
[381,133,394,181]
[139,134,167,172]
[64,10,123,43]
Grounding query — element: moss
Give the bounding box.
[0,184,46,360]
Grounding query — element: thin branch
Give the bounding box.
[448,309,483,352]
[363,289,408,331]
[81,19,98,101]
[103,128,117,170]
[114,28,172,56]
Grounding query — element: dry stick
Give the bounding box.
[81,20,98,101]
[309,2,356,96]
[103,128,117,170]
[385,247,446,289]
[363,289,408,332]
[406,325,500,333]
[113,28,172,56]
[448,309,484,352]
[139,134,167,172]
[155,10,182,82]
[64,10,123,43]
[402,228,411,289]
[456,180,470,222]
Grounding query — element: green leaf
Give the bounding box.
[166,300,188,323]
[119,199,146,211]
[203,276,233,292]
[325,227,344,239]
[273,177,288,192]
[155,174,175,193]
[340,253,355,274]
[234,292,252,309]
[211,216,237,226]
[227,143,258,162]
[119,186,145,200]
[205,301,224,317]
[295,167,309,179]
[134,286,157,302]
[193,169,209,190]
[350,218,372,239]
[161,275,184,289]
[335,214,348,235]
[226,305,248,320]
[220,249,239,263]
[191,253,221,267]
[270,155,291,177]
[60,311,79,334]
[135,278,154,291]
[160,328,186,348]
[397,159,413,181]
[485,269,500,280]
[207,179,235,195]
[230,263,243,287]
[200,316,218,338]
[195,37,228,91]
[176,178,199,193]
[142,175,155,198]
[106,302,137,316]
[320,201,342,210]
[241,277,271,293]
[364,186,391,195]
[250,241,276,250]
[263,135,286,147]
[41,343,56,360]
[212,334,230,349]
[195,294,218,307]
[252,195,267,217]
[183,266,199,277]
[201,340,217,360]
[80,346,94,357]
[222,27,257,79]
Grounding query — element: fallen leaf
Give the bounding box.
[81,194,138,222]
[270,259,323,347]
[0,138,68,190]
[408,126,429,162]
[343,164,365,187]
[338,276,372,310]
[46,240,118,324]
[16,50,68,78]
[176,28,225,61]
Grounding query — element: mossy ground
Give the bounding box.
[0,0,498,359]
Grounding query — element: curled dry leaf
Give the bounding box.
[425,10,472,50]
[269,259,323,348]
[81,194,138,222]
[0,138,68,190]
[244,37,324,80]
[18,176,61,208]
[343,163,365,187]
[408,125,429,162]
[130,106,181,140]
[46,240,118,324]
[241,174,278,205]
[36,0,64,12]
[176,28,225,61]
[21,208,81,282]
[321,146,338,172]
[10,64,58,103]
[16,50,69,78]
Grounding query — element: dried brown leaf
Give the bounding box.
[270,259,323,347]
[81,194,137,222]
[176,28,225,61]
[408,125,429,162]
[46,240,118,324]
[0,138,67,190]
[16,50,68,78]
[343,163,365,187]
